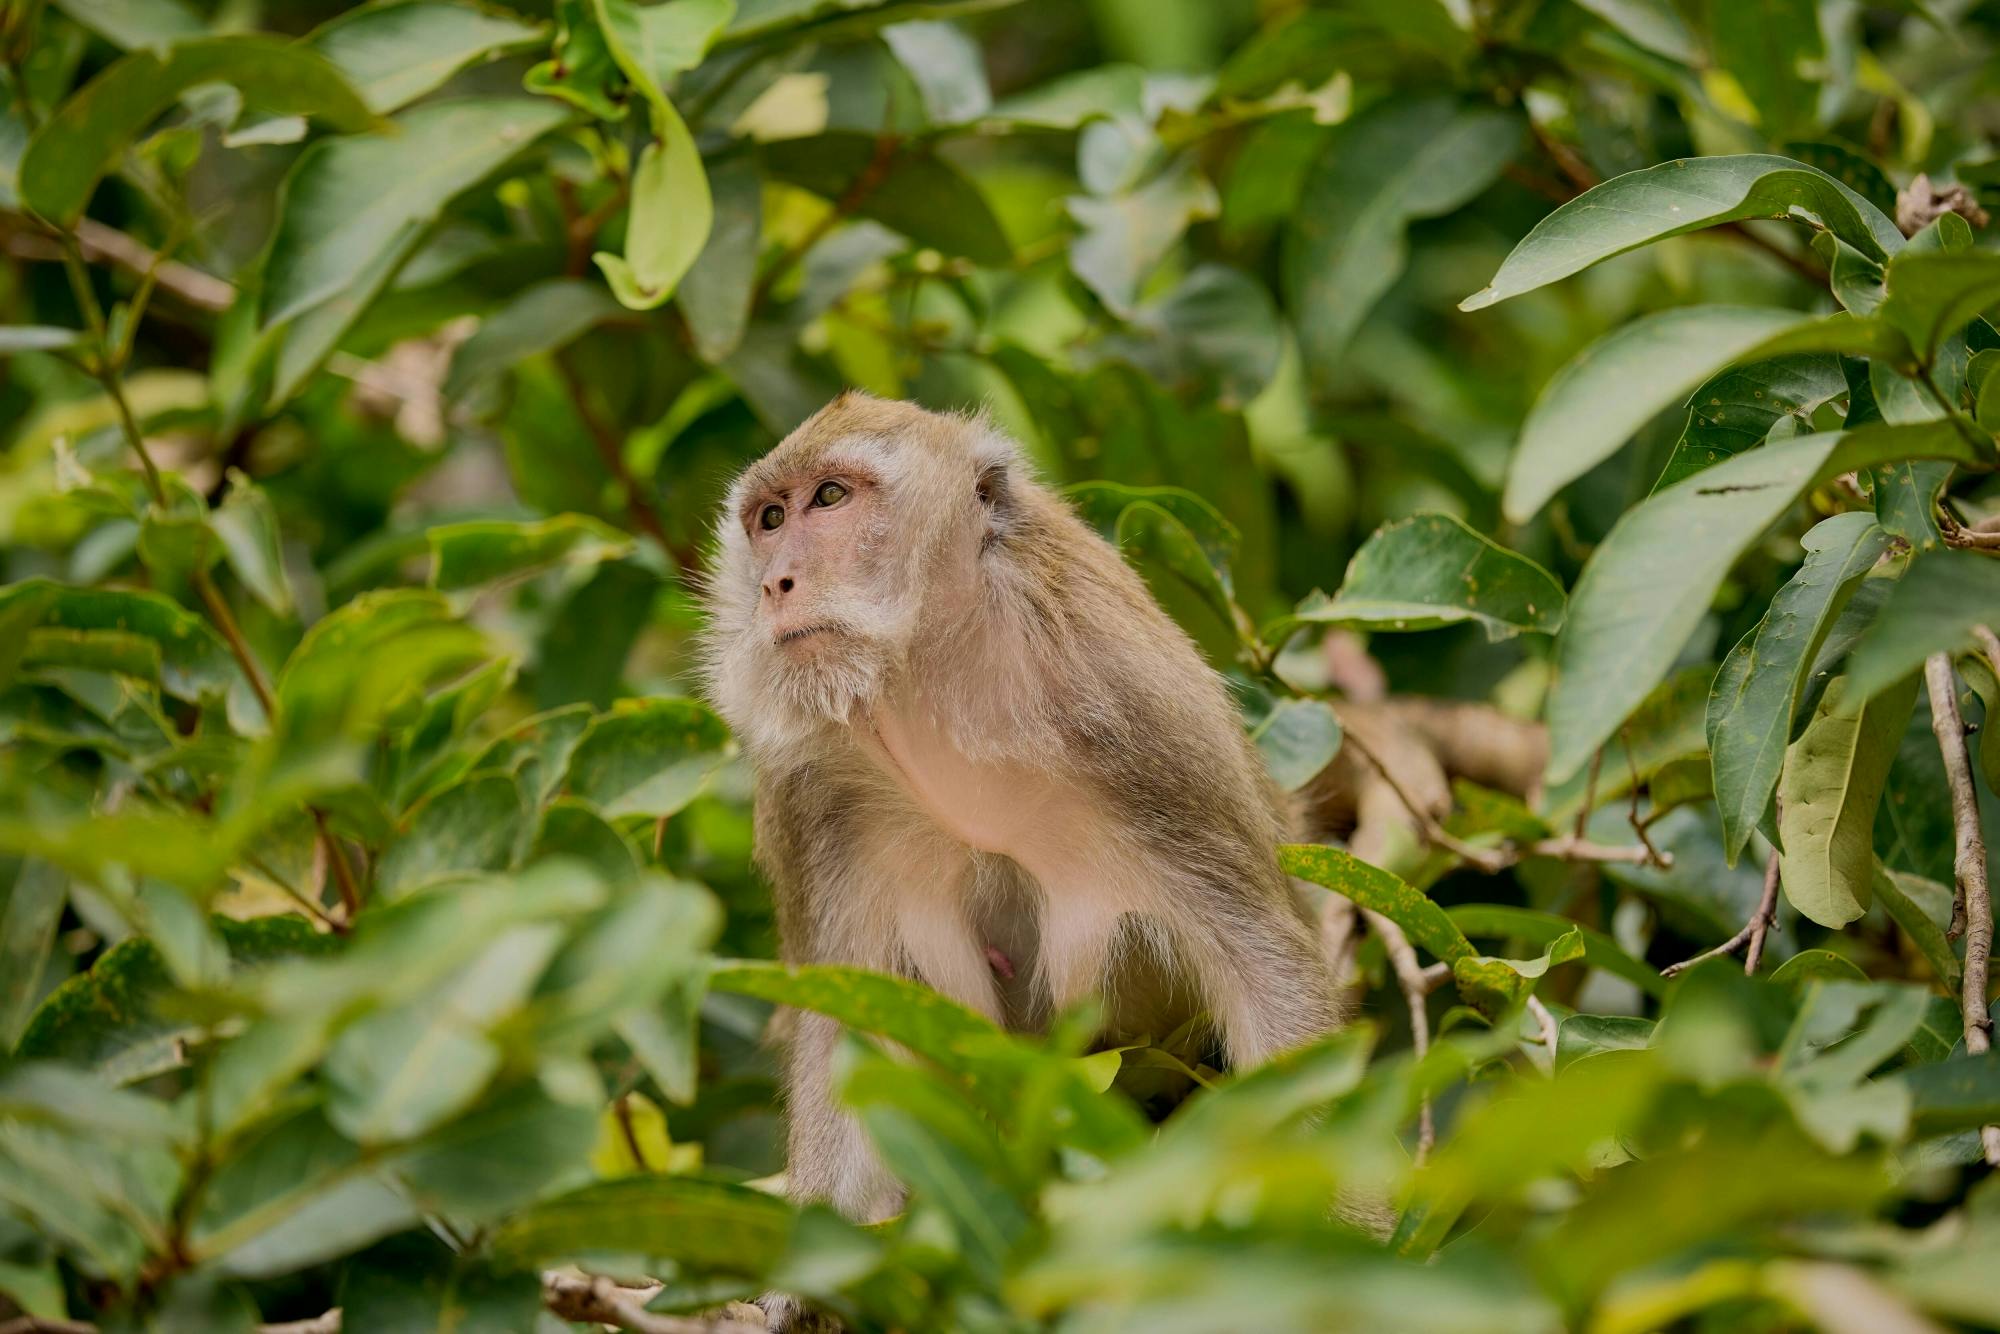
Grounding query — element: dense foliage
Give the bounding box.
[4,0,2000,1329]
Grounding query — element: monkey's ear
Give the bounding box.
[976,459,1016,546]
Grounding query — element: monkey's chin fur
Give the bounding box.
[731,622,894,745]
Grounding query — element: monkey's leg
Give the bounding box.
[783,1008,902,1221]
[1172,886,1336,1067]
[881,841,1001,1023]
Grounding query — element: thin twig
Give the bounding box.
[1925,653,1999,1165]
[1340,729,1661,872]
[3,214,235,311]
[1975,625,2000,682]
[553,348,700,579]
[1942,514,2000,552]
[1366,911,1435,1162]
[752,131,902,309]
[1663,850,1781,977]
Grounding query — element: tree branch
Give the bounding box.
[1365,911,1435,1161]
[0,1274,770,1334]
[553,347,701,580]
[1925,653,1999,1165]
[3,213,234,312]
[1662,849,1781,977]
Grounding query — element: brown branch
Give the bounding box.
[1942,514,2000,552]
[753,132,902,310]
[553,348,700,580]
[1365,911,1435,1162]
[1925,653,1999,1165]
[1,1274,769,1334]
[3,214,234,312]
[1975,625,2000,683]
[1663,849,1781,978]
[1525,994,1559,1070]
[1339,728,1663,873]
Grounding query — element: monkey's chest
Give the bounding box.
[866,711,1097,875]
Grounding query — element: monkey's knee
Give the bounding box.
[757,1291,846,1333]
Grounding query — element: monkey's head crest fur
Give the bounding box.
[700,392,1026,757]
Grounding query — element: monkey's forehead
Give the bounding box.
[732,393,976,496]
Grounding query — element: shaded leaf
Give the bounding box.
[1462,155,1903,312]
[1844,549,2000,705]
[306,0,545,114]
[1777,673,1920,927]
[1708,512,1890,863]
[1505,306,1809,522]
[19,36,375,226]
[561,697,732,819]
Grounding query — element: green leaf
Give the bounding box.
[1708,0,1821,139]
[1285,96,1520,375]
[48,0,206,50]
[1653,355,1848,492]
[1266,513,1564,644]
[305,0,546,114]
[1777,671,1920,928]
[427,514,634,593]
[1504,306,1813,523]
[18,627,162,683]
[678,152,762,363]
[0,579,237,701]
[0,1061,186,1145]
[1556,1014,1656,1070]
[1571,0,1698,62]
[1100,263,1283,410]
[1878,250,2000,365]
[18,36,376,226]
[1452,927,1585,1014]
[594,100,712,310]
[1545,421,1975,783]
[374,773,527,898]
[882,18,991,126]
[1280,845,1470,962]
[1708,512,1890,863]
[339,1236,542,1331]
[1843,549,2000,706]
[193,1110,419,1278]
[594,0,733,104]
[532,799,643,892]
[1066,157,1216,317]
[444,278,625,403]
[210,471,294,616]
[1449,904,1666,999]
[0,859,65,1048]
[561,697,732,819]
[764,132,1013,267]
[1871,862,1960,994]
[985,63,1145,128]
[1068,481,1240,593]
[1250,697,1342,792]
[524,0,627,119]
[1461,155,1903,312]
[261,96,573,328]
[489,1175,793,1275]
[1903,1053,2000,1136]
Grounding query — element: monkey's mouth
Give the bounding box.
[773,622,840,648]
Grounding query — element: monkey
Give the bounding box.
[700,392,1341,1235]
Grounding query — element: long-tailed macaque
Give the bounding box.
[702,392,1339,1225]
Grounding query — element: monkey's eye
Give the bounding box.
[758,503,785,531]
[811,480,848,508]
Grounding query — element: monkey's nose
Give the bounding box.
[762,576,797,599]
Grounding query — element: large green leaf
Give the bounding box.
[1448,904,1666,999]
[443,278,625,403]
[261,97,573,328]
[1777,672,1920,928]
[374,773,527,897]
[595,0,734,99]
[1843,549,2000,705]
[560,697,732,819]
[764,132,1012,267]
[595,103,712,310]
[1503,306,1810,523]
[489,1175,793,1275]
[1708,513,1891,864]
[1544,421,1975,783]
[1461,155,1903,312]
[1066,157,1217,317]
[18,36,376,226]
[0,580,238,701]
[0,859,65,1048]
[1652,355,1848,492]
[1264,512,1564,645]
[1284,96,1520,377]
[427,515,633,593]
[1878,251,2000,366]
[678,152,762,363]
[1902,1053,2000,1136]
[305,0,546,114]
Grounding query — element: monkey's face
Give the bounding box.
[702,394,1006,751]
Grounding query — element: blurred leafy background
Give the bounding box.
[4,0,2000,1329]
